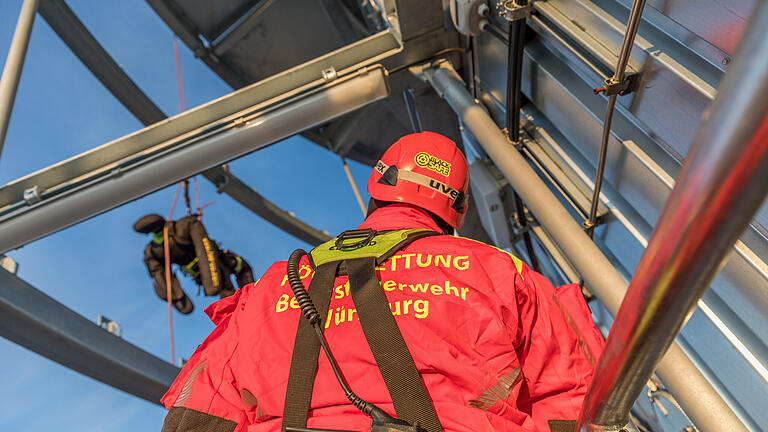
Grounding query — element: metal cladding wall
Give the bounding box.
[470,0,766,429]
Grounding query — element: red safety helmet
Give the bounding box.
[367,131,469,228]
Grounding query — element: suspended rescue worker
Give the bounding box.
[160,132,604,432]
[134,214,254,314]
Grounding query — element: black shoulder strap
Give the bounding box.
[282,261,339,429]
[347,257,442,432]
[282,230,443,431]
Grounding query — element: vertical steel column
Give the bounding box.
[577,2,768,430]
[0,0,39,159]
[422,60,746,432]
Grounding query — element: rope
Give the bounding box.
[650,389,699,432]
[182,179,192,215]
[192,176,203,220]
[174,37,208,223]
[164,182,183,364]
[173,37,186,113]
[163,225,176,365]
[167,182,183,221]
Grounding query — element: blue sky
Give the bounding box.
[0,2,371,430]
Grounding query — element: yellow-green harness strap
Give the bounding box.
[308,228,440,269]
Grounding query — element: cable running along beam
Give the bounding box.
[500,1,541,272]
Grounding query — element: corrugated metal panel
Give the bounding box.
[473,3,768,426]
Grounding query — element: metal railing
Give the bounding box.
[577,1,768,430]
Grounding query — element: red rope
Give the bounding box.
[163,225,175,365]
[192,177,203,220]
[163,40,215,364]
[173,37,187,113]
[173,38,206,222]
[164,182,183,364]
[167,182,183,221]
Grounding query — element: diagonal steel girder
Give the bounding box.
[37,0,165,125]
[37,0,333,245]
[0,63,390,254]
[0,267,180,405]
[203,166,330,246]
[0,19,400,253]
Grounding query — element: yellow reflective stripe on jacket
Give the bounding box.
[456,236,525,278]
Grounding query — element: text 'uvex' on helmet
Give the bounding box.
[367,131,469,228]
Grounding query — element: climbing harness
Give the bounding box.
[283,228,444,432]
[181,257,200,278]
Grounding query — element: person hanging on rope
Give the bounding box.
[159,132,604,432]
[134,213,254,314]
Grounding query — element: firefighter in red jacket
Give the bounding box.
[160,132,604,432]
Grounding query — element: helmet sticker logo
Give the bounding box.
[414,152,451,176]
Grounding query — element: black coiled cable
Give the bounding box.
[285,249,422,431]
[286,250,374,414]
[287,249,318,323]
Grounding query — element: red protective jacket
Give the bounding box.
[161,204,604,432]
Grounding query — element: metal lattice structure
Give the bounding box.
[1,1,767,431]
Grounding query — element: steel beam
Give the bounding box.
[421,60,746,432]
[0,66,389,253]
[38,0,165,125]
[145,0,250,89]
[203,166,331,246]
[578,2,768,429]
[324,104,376,156]
[0,28,399,212]
[0,0,39,158]
[0,268,179,405]
[37,0,331,247]
[318,0,368,45]
[211,0,277,57]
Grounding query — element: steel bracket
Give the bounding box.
[500,127,523,148]
[509,219,533,244]
[594,74,639,96]
[97,314,122,338]
[581,212,607,235]
[213,165,232,193]
[500,0,532,22]
[22,185,41,205]
[322,66,338,83]
[110,167,123,178]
